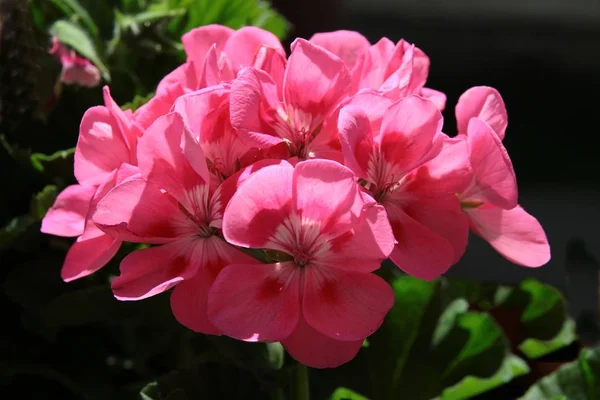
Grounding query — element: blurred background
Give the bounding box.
[1,0,599,398]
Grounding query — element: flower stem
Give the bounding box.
[293,363,310,400]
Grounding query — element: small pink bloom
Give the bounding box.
[92,113,275,334]
[455,87,550,267]
[339,93,471,280]
[230,39,352,159]
[208,159,395,368]
[50,38,100,88]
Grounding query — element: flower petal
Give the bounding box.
[309,30,370,69]
[464,117,517,209]
[182,24,233,68]
[467,205,550,267]
[292,159,364,237]
[253,46,286,95]
[379,95,444,176]
[281,316,363,368]
[222,162,294,248]
[337,105,374,179]
[317,204,394,272]
[170,236,255,335]
[420,87,447,111]
[456,86,507,140]
[41,184,96,237]
[230,67,284,148]
[208,262,301,342]
[358,37,396,90]
[61,234,121,282]
[75,106,131,185]
[224,26,284,71]
[93,178,194,243]
[112,238,199,300]
[137,112,210,208]
[303,267,394,341]
[386,204,457,281]
[284,39,351,126]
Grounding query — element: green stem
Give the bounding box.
[293,363,310,400]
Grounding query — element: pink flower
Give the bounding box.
[309,31,446,109]
[42,86,143,281]
[92,112,273,334]
[338,93,471,280]
[230,38,352,160]
[49,38,100,88]
[207,159,395,368]
[134,25,285,130]
[455,87,550,267]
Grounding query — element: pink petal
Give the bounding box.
[75,106,132,185]
[253,46,286,96]
[283,39,351,125]
[404,135,473,195]
[303,267,394,341]
[379,95,443,175]
[317,204,395,272]
[386,203,457,280]
[358,38,396,90]
[309,30,370,69]
[464,118,517,209]
[456,86,507,140]
[292,159,364,237]
[208,262,301,342]
[337,105,374,179]
[182,25,234,67]
[61,234,121,282]
[198,45,223,87]
[93,178,195,243]
[222,162,294,248]
[281,316,363,368]
[103,86,137,154]
[467,205,550,267]
[224,26,284,71]
[112,238,203,300]
[420,87,447,111]
[170,236,255,335]
[134,82,186,131]
[41,184,96,237]
[156,62,198,95]
[230,67,284,148]
[137,112,210,207]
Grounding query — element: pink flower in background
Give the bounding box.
[230,38,352,159]
[338,93,471,280]
[50,38,100,88]
[455,87,550,267]
[309,31,446,110]
[208,159,395,368]
[134,25,285,130]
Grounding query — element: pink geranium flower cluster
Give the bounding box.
[42,26,550,368]
[50,37,101,88]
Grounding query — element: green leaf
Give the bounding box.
[30,148,75,172]
[50,20,111,80]
[140,382,160,400]
[519,318,578,359]
[520,346,600,399]
[121,92,154,112]
[51,0,99,38]
[432,298,469,346]
[330,387,369,400]
[30,185,58,220]
[436,355,530,400]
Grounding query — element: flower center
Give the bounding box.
[292,248,311,267]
